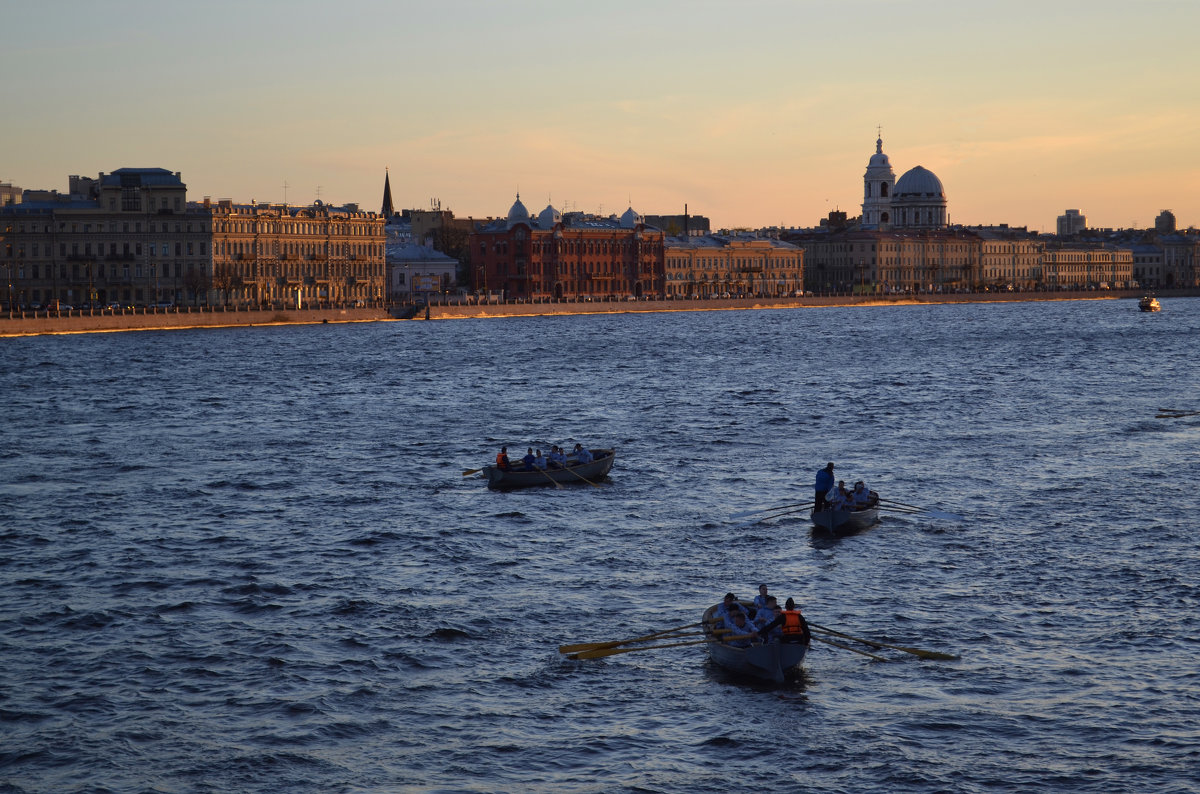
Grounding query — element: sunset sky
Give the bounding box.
[4,0,1198,230]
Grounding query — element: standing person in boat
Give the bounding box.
[757,597,811,645]
[814,462,836,511]
[495,446,511,471]
[521,448,536,471]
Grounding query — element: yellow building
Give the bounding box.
[207,199,386,307]
[664,234,803,298]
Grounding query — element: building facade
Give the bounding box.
[664,235,802,297]
[0,168,213,308]
[0,168,386,309]
[469,196,665,299]
[207,199,386,307]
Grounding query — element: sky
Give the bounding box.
[3,0,1199,231]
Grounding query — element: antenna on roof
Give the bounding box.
[282,180,289,205]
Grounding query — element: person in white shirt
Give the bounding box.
[752,584,771,614]
[827,482,850,510]
[572,444,593,464]
[722,610,760,648]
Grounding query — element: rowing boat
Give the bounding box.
[702,604,807,683]
[810,505,880,534]
[483,449,616,490]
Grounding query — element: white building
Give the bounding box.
[861,136,948,230]
[387,241,458,300]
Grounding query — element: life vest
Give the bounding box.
[496,452,509,470]
[781,609,805,636]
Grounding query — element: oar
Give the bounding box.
[536,466,564,490]
[812,635,890,662]
[810,623,959,661]
[730,501,812,520]
[558,622,700,654]
[462,468,483,477]
[568,638,714,660]
[1156,410,1200,418]
[562,465,601,488]
[878,499,963,521]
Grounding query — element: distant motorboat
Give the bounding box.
[1138,295,1161,312]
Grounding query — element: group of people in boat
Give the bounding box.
[706,586,812,648]
[494,444,595,472]
[813,461,878,512]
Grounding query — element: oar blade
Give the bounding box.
[730,501,812,520]
[568,638,711,660]
[462,468,483,476]
[557,622,699,655]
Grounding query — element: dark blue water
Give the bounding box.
[2,299,1199,793]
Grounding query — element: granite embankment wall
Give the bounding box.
[2,289,1189,336]
[0,306,395,337]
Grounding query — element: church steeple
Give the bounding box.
[862,131,895,229]
[381,168,394,218]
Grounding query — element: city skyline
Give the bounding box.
[4,0,1198,231]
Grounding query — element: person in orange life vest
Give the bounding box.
[757,597,811,645]
[496,446,511,471]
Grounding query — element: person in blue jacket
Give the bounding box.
[814,462,835,511]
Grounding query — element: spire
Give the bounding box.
[381,168,394,218]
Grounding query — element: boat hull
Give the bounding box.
[483,449,615,490]
[702,605,807,683]
[811,506,880,534]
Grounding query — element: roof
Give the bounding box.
[386,242,459,263]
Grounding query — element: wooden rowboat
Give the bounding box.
[702,604,807,683]
[483,449,616,490]
[811,505,880,534]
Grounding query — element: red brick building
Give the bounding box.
[469,195,665,299]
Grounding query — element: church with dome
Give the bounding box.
[469,193,665,299]
[861,135,948,230]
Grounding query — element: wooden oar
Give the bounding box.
[810,623,959,661]
[878,499,963,521]
[568,638,714,660]
[812,635,890,662]
[562,465,601,488]
[462,468,483,476]
[730,501,812,520]
[536,466,564,490]
[558,622,700,654]
[1156,410,1200,418]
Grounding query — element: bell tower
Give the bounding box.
[862,130,895,229]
